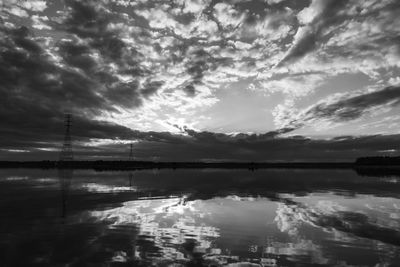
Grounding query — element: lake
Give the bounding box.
[0,168,399,266]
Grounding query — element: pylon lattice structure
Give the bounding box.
[60,114,73,161]
[129,143,134,160]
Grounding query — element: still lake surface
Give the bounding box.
[0,168,399,266]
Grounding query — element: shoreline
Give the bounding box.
[0,160,399,170]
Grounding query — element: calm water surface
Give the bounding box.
[0,168,399,266]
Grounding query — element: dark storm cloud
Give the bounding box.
[0,0,172,155]
[181,130,400,155]
[278,0,348,66]
[306,86,400,122]
[0,104,135,151]
[181,126,296,144]
[276,86,400,132]
[141,80,164,98]
[87,130,400,162]
[61,0,131,63]
[105,81,143,108]
[112,123,400,162]
[184,49,209,95]
[184,48,233,95]
[58,41,97,72]
[58,0,154,93]
[54,0,162,108]
[0,24,138,151]
[0,0,228,157]
[0,25,111,114]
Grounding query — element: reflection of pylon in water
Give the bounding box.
[128,143,134,161]
[60,114,73,161]
[58,168,73,218]
[128,143,134,189]
[128,172,133,187]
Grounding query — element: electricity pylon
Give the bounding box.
[129,143,134,161]
[60,114,73,161]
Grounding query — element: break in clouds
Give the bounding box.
[1,0,400,160]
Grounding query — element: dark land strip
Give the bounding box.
[0,160,355,170]
[0,156,400,176]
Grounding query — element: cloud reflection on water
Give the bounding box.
[1,169,400,266]
[91,196,220,264]
[88,192,400,266]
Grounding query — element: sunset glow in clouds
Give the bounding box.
[1,0,400,161]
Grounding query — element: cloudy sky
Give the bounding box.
[1,0,400,161]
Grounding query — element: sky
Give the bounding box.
[1,0,400,161]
